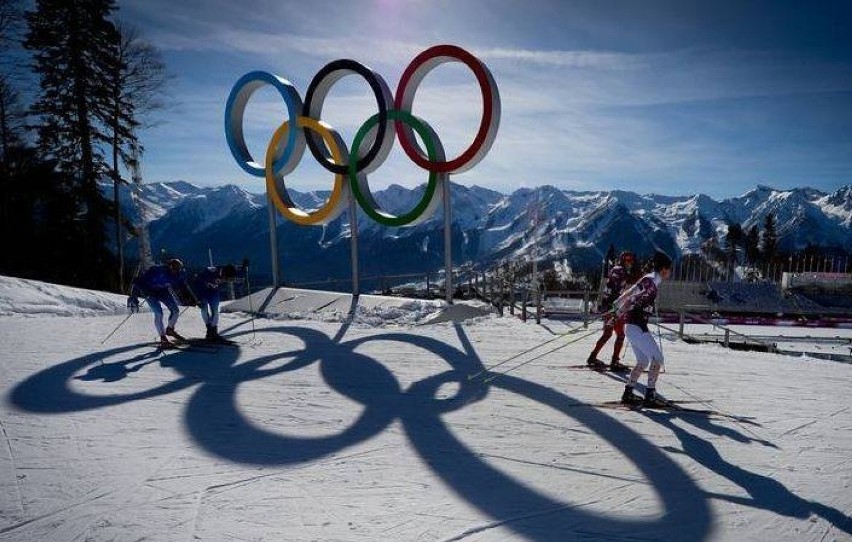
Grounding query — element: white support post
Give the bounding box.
[267,193,279,287]
[443,174,453,304]
[349,190,360,296]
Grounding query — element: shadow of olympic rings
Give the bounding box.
[8,324,713,540]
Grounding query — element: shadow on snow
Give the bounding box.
[7,322,851,540]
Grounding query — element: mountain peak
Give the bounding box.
[119,181,850,274]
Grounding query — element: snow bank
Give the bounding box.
[420,302,492,325]
[223,287,491,327]
[269,298,448,327]
[0,275,131,317]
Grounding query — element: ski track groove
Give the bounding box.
[439,483,634,542]
[663,379,773,444]
[180,444,402,538]
[475,451,648,485]
[70,450,189,541]
[492,413,592,435]
[382,516,417,535]
[0,488,118,537]
[187,487,206,542]
[0,415,25,518]
[0,449,184,539]
[780,406,850,437]
[818,524,834,542]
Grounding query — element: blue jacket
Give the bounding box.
[131,265,187,297]
[193,266,225,298]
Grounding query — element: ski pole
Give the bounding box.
[101,263,145,344]
[466,322,588,381]
[221,259,259,345]
[101,312,135,345]
[655,308,667,373]
[244,259,258,344]
[480,328,599,383]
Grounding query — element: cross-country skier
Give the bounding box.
[615,251,673,406]
[587,251,636,371]
[193,264,237,343]
[127,258,192,348]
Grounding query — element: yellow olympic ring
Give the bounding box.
[265,117,349,226]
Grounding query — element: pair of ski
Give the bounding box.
[571,361,632,373]
[154,336,237,353]
[473,358,737,419]
[593,398,746,419]
[586,372,743,419]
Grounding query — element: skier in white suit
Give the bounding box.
[615,251,673,406]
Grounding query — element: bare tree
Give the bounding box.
[108,21,169,290]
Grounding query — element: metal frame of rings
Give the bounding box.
[224,44,501,298]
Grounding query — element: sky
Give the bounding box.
[117,0,852,198]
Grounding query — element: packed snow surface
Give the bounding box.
[0,282,851,540]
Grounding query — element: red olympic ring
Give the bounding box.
[395,44,501,174]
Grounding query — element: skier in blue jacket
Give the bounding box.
[193,264,237,342]
[127,259,192,348]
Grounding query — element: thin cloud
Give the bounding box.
[124,0,852,197]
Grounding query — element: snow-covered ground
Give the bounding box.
[0,276,135,317]
[1,280,851,541]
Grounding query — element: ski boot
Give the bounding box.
[157,335,173,349]
[165,326,185,342]
[643,388,664,408]
[586,355,608,372]
[207,325,233,345]
[609,358,630,372]
[621,385,641,405]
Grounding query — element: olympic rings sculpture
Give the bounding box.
[224,45,501,227]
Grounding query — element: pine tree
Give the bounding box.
[0,0,24,171]
[762,212,778,262]
[745,225,760,265]
[701,235,725,278]
[604,243,616,274]
[0,0,26,250]
[0,78,25,238]
[725,223,744,274]
[0,0,20,48]
[24,0,119,287]
[0,78,26,167]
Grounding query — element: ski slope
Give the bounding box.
[0,278,851,541]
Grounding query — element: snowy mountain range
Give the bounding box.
[112,181,852,284]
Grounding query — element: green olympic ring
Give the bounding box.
[349,110,444,227]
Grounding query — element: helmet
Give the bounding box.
[619,251,635,266]
[166,258,184,272]
[652,251,672,272]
